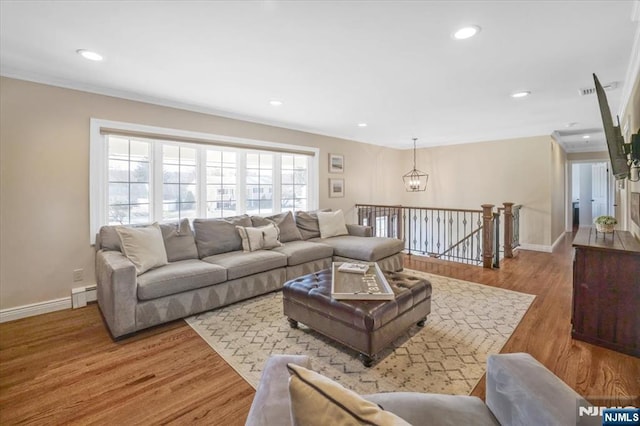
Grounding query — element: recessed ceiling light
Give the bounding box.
[269,99,283,106]
[76,49,103,61]
[357,123,367,127]
[453,25,481,40]
[583,135,590,139]
[511,91,531,98]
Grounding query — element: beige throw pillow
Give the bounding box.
[116,223,168,275]
[317,209,349,239]
[287,363,410,426]
[236,224,283,252]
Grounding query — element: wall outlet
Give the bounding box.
[73,269,84,282]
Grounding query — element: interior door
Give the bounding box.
[591,162,608,219]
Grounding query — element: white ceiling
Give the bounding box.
[1,1,638,151]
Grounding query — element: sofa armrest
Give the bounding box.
[486,353,598,426]
[95,250,137,338]
[346,224,373,237]
[245,355,311,426]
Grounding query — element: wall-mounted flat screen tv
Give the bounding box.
[593,73,629,180]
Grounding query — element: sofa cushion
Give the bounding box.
[295,209,330,240]
[237,223,283,252]
[116,223,168,275]
[317,209,349,239]
[203,250,287,280]
[193,215,252,258]
[364,393,499,426]
[310,235,405,262]
[252,211,303,243]
[273,240,334,266]
[287,363,410,426]
[159,219,199,262]
[137,259,227,301]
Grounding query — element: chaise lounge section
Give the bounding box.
[95,210,405,338]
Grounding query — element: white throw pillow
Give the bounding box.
[236,224,283,252]
[287,363,410,426]
[116,223,168,275]
[317,209,349,239]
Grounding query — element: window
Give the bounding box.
[206,150,237,218]
[281,154,308,211]
[107,137,150,225]
[246,153,273,215]
[162,145,197,221]
[90,119,319,242]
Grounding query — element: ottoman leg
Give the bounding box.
[288,318,299,329]
[417,317,427,327]
[359,353,374,368]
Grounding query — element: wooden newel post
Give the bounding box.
[482,204,495,269]
[503,202,514,258]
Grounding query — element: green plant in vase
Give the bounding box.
[594,215,617,233]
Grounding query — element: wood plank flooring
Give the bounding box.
[1,232,639,425]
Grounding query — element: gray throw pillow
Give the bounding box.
[159,219,198,262]
[251,211,303,243]
[193,215,252,258]
[295,209,331,240]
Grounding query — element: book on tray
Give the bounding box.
[337,263,369,274]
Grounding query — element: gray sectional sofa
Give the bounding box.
[95,211,404,339]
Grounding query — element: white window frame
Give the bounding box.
[90,118,319,244]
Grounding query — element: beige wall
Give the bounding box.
[398,136,556,247]
[620,72,640,240]
[0,76,570,311]
[0,77,405,309]
[550,138,567,243]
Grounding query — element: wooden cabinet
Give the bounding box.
[572,227,640,357]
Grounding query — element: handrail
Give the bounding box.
[355,203,483,214]
[437,226,483,258]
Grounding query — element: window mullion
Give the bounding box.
[273,154,282,213]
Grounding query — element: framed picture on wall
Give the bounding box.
[329,153,344,173]
[329,178,344,198]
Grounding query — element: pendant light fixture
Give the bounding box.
[403,138,428,192]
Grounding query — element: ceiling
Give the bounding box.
[1,1,638,151]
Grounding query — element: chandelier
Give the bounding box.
[403,138,428,192]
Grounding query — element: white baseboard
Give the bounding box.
[551,232,567,252]
[0,297,71,323]
[518,243,552,253]
[519,233,568,254]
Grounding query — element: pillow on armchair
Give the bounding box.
[287,363,410,426]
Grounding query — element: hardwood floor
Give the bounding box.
[1,232,638,424]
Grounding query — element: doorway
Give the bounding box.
[570,161,611,229]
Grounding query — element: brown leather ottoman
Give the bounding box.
[283,269,432,367]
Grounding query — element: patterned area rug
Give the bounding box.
[186,270,535,395]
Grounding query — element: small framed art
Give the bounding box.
[329,178,344,198]
[329,153,344,173]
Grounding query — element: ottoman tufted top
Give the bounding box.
[283,269,431,332]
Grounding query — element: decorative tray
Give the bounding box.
[331,262,395,301]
